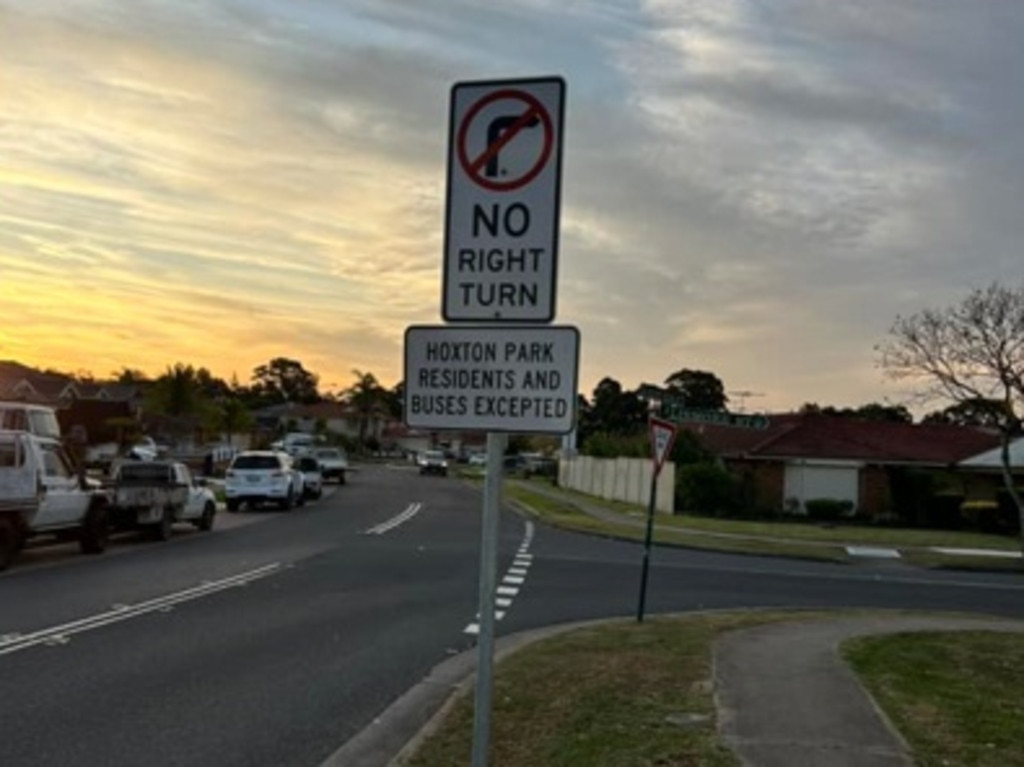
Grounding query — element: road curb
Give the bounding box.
[320,617,622,767]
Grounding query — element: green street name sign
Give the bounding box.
[660,403,769,430]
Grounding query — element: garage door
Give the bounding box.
[784,462,859,512]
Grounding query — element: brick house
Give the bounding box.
[683,414,1002,517]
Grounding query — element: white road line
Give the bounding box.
[463,519,535,636]
[0,563,283,657]
[365,502,423,535]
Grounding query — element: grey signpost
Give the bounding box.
[404,75,572,767]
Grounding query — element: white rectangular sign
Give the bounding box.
[443,77,565,323]
[404,325,579,433]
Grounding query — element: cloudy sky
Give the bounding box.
[2,1,1021,411]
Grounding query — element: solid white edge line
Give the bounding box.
[0,563,284,656]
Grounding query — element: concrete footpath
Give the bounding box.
[323,613,1024,767]
[715,615,1024,767]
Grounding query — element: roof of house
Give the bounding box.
[290,402,355,420]
[958,437,1024,469]
[685,413,1002,466]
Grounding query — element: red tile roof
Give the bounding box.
[683,413,1001,466]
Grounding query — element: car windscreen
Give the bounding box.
[297,457,319,471]
[232,455,280,470]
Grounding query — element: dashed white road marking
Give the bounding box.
[464,520,535,636]
[364,502,423,535]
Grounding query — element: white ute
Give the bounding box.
[0,430,110,571]
[110,460,217,540]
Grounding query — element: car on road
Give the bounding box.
[296,455,323,500]
[418,449,448,477]
[224,450,305,511]
[313,447,348,485]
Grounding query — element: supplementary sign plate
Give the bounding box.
[443,77,565,323]
[404,325,579,433]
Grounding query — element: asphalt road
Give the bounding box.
[2,464,1023,767]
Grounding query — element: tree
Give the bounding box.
[578,377,647,444]
[344,370,387,446]
[922,398,1008,428]
[251,358,320,405]
[878,283,1024,555]
[145,363,217,442]
[799,402,913,423]
[218,397,253,448]
[111,367,149,384]
[663,369,728,410]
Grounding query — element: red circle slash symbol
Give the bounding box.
[457,89,554,192]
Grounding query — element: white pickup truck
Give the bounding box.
[0,430,110,571]
[110,460,216,540]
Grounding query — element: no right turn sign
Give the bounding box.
[443,77,565,323]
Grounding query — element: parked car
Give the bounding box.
[467,452,487,466]
[295,455,323,500]
[224,451,305,512]
[109,460,216,539]
[418,449,448,477]
[0,430,110,570]
[313,447,348,485]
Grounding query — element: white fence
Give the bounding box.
[559,456,676,514]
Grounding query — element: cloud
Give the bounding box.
[0,0,1021,416]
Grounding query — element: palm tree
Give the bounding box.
[344,370,385,447]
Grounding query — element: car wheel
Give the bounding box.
[0,517,20,571]
[152,506,174,541]
[196,502,215,531]
[79,503,109,554]
[226,499,241,513]
[338,472,346,485]
[297,490,306,507]
[279,489,294,511]
[314,488,323,500]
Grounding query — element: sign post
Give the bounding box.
[637,417,677,623]
[402,75,572,767]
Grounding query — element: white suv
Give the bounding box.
[224,451,305,512]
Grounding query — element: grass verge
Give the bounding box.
[506,484,849,563]
[844,631,1024,767]
[402,611,826,767]
[545,483,1018,551]
[900,549,1023,573]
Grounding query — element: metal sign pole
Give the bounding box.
[636,464,660,623]
[471,431,507,767]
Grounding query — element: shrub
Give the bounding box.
[675,462,741,516]
[962,497,1019,535]
[804,498,855,521]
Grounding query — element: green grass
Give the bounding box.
[505,485,849,563]
[844,631,1024,767]
[900,550,1023,572]
[403,612,829,767]
[517,481,1019,551]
